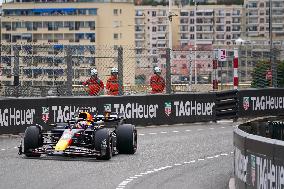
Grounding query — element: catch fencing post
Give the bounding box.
[66,47,73,96]
[13,46,20,97]
[118,46,123,96]
[166,48,171,94]
[212,59,218,91]
[272,48,278,88]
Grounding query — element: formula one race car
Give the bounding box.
[18,109,137,160]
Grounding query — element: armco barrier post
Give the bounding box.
[118,47,123,96]
[166,48,171,94]
[66,47,73,96]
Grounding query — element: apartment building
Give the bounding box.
[244,0,284,44]
[134,4,243,84]
[1,0,135,87]
[177,5,242,83]
[178,4,242,47]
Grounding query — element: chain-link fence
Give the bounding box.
[0,43,283,97]
[238,44,283,89]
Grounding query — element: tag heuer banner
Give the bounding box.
[1,89,284,134]
[238,89,284,118]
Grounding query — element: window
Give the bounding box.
[113,9,118,15]
[75,33,84,42]
[78,9,86,15]
[86,21,95,30]
[75,21,84,30]
[12,22,21,31]
[88,9,97,15]
[114,33,119,39]
[152,27,156,32]
[180,11,188,16]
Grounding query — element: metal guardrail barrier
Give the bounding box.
[215,90,238,121]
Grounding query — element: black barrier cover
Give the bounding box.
[238,88,284,118]
[234,120,284,189]
[0,93,216,134]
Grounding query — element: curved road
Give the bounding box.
[0,121,236,189]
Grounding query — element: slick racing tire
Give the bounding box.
[24,126,42,157]
[94,128,112,160]
[116,124,137,154]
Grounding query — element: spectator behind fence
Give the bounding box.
[82,68,104,96]
[150,66,165,94]
[106,67,120,95]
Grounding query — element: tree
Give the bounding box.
[251,61,270,88]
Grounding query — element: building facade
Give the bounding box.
[1,0,135,87]
[1,0,283,89]
[244,0,284,44]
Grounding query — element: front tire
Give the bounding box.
[116,124,137,154]
[24,126,42,157]
[94,128,112,160]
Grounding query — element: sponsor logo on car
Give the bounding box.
[164,102,172,116]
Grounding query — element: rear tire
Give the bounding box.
[24,126,42,157]
[116,124,137,154]
[94,128,112,160]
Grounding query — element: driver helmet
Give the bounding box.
[78,112,93,122]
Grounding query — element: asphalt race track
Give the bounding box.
[0,121,236,189]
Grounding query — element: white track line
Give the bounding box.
[116,151,233,189]
[149,133,157,135]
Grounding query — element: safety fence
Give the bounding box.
[234,116,284,189]
[1,88,284,134]
[0,43,282,97]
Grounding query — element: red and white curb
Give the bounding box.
[116,151,234,189]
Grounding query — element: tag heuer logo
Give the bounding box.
[243,97,250,111]
[164,102,172,116]
[42,107,50,123]
[104,104,111,112]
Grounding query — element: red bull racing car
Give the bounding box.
[18,109,137,160]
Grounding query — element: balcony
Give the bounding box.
[135,29,144,33]
[179,30,189,33]
[135,37,145,41]
[135,22,145,26]
[135,14,145,18]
